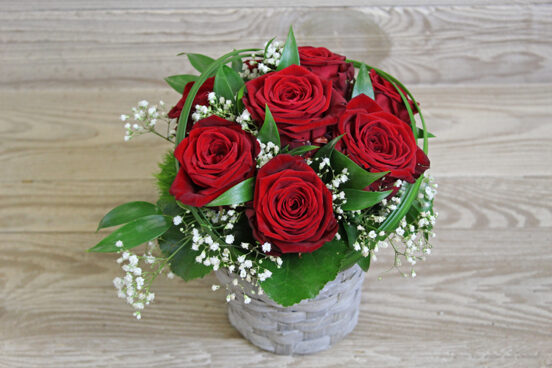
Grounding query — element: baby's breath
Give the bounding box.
[121,100,173,143]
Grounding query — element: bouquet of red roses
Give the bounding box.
[90,28,437,323]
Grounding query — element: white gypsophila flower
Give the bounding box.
[211,284,220,291]
[115,240,124,248]
[128,255,139,266]
[244,295,252,304]
[262,242,271,253]
[138,100,149,107]
[225,235,235,244]
[167,271,175,279]
[173,215,183,225]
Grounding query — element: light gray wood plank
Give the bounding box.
[2,5,551,89]
[0,229,550,367]
[2,0,550,11]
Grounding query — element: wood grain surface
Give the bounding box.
[2,5,552,89]
[1,1,552,367]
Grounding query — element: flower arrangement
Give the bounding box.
[90,28,437,325]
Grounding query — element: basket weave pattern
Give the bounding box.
[215,264,365,355]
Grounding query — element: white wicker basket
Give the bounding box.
[215,264,365,355]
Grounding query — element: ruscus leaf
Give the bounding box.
[206,177,255,207]
[341,189,393,211]
[330,151,388,189]
[287,145,319,156]
[257,105,281,147]
[276,26,300,71]
[187,53,215,73]
[164,74,198,94]
[214,65,244,102]
[352,63,375,99]
[89,215,172,253]
[97,201,159,231]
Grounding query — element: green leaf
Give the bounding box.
[159,226,212,281]
[187,53,215,73]
[416,127,435,138]
[164,74,198,94]
[352,63,375,99]
[260,239,348,307]
[287,145,318,156]
[231,54,243,73]
[357,254,371,271]
[206,177,254,207]
[214,64,245,102]
[89,215,172,253]
[276,26,300,71]
[330,151,388,189]
[312,134,344,161]
[236,84,246,112]
[97,201,159,231]
[258,105,281,147]
[155,150,177,203]
[342,222,358,249]
[342,188,392,211]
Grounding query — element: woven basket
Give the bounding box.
[215,264,365,355]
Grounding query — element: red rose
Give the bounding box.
[168,77,215,120]
[298,46,354,97]
[243,64,346,148]
[170,116,260,207]
[338,94,429,184]
[370,69,417,123]
[247,154,338,254]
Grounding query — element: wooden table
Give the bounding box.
[1,2,551,367]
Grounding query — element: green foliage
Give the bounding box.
[312,134,343,161]
[416,127,435,138]
[330,151,388,189]
[213,65,245,102]
[352,63,375,99]
[164,74,198,94]
[97,201,159,231]
[187,53,215,73]
[175,47,261,145]
[357,255,371,271]
[287,145,318,156]
[260,239,348,307]
[341,188,393,211]
[155,150,177,203]
[342,222,358,249]
[236,84,246,113]
[231,55,243,73]
[276,26,300,71]
[258,105,281,147]
[158,226,212,281]
[206,177,255,207]
[89,215,172,253]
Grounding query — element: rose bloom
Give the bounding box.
[247,154,338,254]
[338,94,429,184]
[370,69,417,123]
[243,64,346,148]
[298,46,355,97]
[170,115,259,207]
[168,77,215,121]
